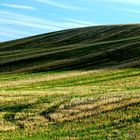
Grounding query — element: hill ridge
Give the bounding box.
[0,24,140,73]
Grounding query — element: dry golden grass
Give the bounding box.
[0,68,140,139]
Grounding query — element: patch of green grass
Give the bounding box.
[0,68,140,139]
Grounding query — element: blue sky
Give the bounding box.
[0,0,140,42]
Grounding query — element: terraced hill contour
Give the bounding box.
[0,24,140,73]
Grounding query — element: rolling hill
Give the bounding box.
[0,24,140,73]
[0,24,140,140]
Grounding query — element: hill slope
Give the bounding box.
[0,24,140,73]
[0,24,140,140]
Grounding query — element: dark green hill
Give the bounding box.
[0,24,140,73]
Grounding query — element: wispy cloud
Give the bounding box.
[2,3,36,10]
[0,28,33,41]
[0,31,19,39]
[62,18,97,26]
[88,0,140,5]
[120,8,140,14]
[58,18,97,28]
[0,10,60,31]
[107,0,140,15]
[0,28,33,36]
[0,10,96,30]
[112,0,140,5]
[36,0,85,10]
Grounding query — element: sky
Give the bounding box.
[0,0,140,42]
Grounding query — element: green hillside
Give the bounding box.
[0,24,140,140]
[0,24,140,73]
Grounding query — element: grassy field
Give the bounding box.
[0,24,140,139]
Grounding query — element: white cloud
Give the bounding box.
[120,8,140,14]
[0,28,33,36]
[0,10,61,31]
[0,10,97,40]
[2,3,36,10]
[36,0,85,10]
[0,10,96,31]
[112,0,140,5]
[0,32,19,39]
[61,18,97,26]
[0,27,34,41]
[88,0,140,5]
[0,32,30,41]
